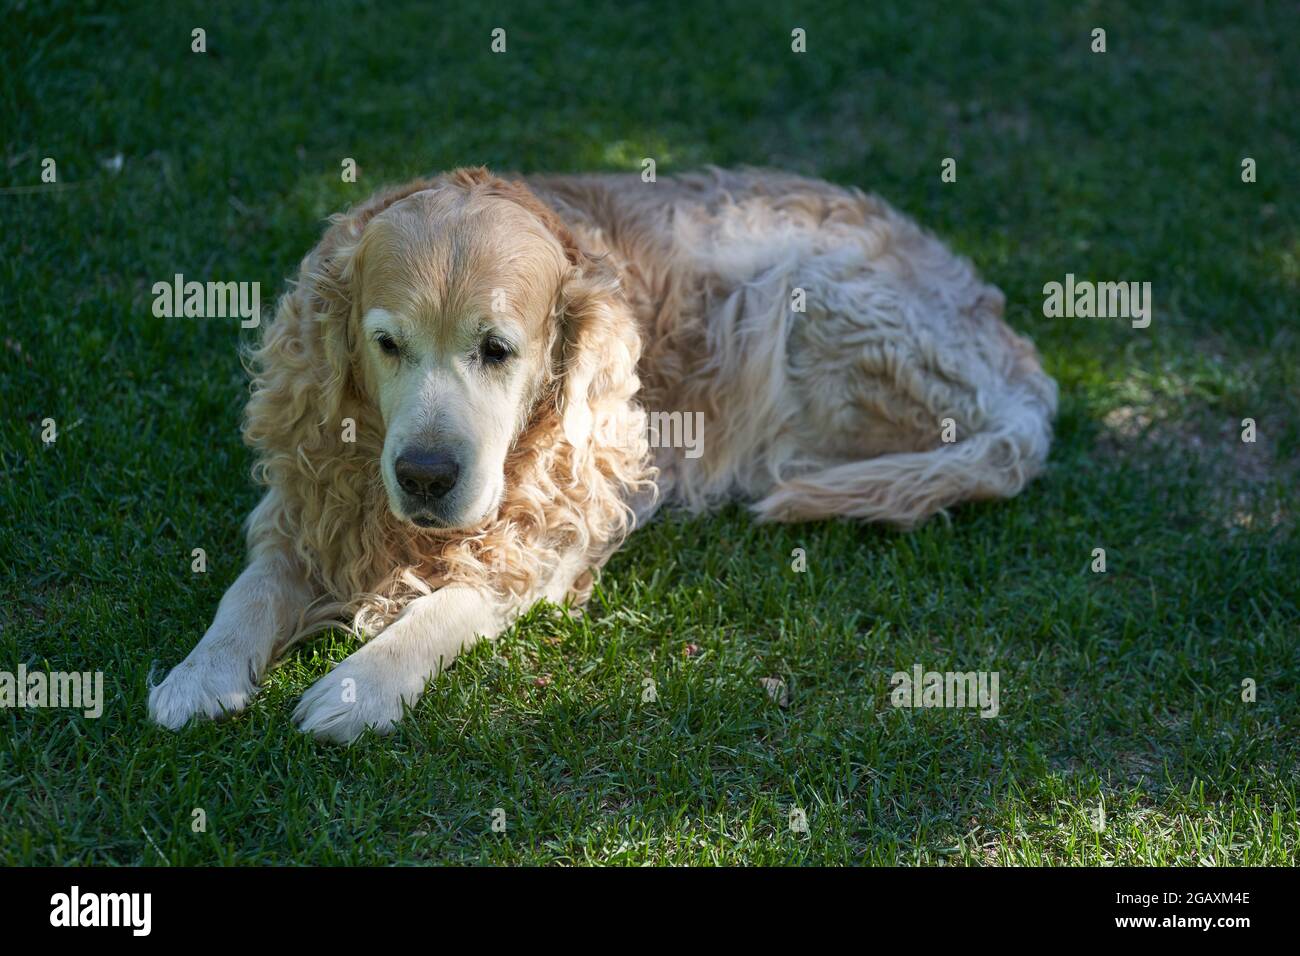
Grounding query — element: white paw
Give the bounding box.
[292,643,429,744]
[148,652,258,729]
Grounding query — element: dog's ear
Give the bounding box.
[554,260,641,451]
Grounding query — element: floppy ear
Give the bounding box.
[555,260,642,452]
[535,254,651,598]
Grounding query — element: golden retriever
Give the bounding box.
[149,166,1057,743]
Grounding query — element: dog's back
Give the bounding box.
[527,168,1057,525]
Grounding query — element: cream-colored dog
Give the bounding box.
[149,167,1057,743]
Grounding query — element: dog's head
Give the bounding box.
[349,179,570,528]
[262,168,632,535]
[244,168,648,617]
[244,167,648,616]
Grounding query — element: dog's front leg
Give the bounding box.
[292,585,506,744]
[149,544,314,729]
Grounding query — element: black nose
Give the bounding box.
[395,449,459,500]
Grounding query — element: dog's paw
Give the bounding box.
[148,653,259,729]
[292,645,426,744]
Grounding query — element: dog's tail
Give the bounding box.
[751,384,1056,529]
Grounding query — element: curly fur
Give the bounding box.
[242,171,652,639]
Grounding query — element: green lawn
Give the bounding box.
[1,0,1296,865]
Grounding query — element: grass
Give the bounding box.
[1,0,1297,865]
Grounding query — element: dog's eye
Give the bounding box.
[376,333,400,357]
[481,336,512,365]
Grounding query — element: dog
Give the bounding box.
[148,166,1057,743]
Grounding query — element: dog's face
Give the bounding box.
[352,187,570,530]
